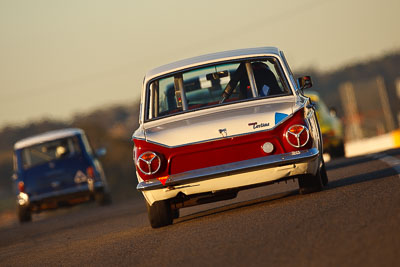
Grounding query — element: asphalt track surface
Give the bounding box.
[1,149,400,267]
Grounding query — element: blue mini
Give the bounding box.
[12,128,111,222]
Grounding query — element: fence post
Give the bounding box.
[376,76,395,132]
[339,82,363,141]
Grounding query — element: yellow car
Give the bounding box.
[307,91,345,158]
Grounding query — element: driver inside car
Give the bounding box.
[220,61,283,103]
[251,62,282,97]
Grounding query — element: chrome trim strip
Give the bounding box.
[133,136,146,142]
[137,148,319,191]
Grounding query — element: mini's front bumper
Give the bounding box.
[18,181,104,206]
[137,148,320,205]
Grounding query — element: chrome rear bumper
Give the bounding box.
[137,148,319,192]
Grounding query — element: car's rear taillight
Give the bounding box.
[18,181,25,192]
[286,124,310,148]
[279,108,314,152]
[137,151,162,175]
[86,166,95,178]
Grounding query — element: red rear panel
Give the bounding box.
[134,108,312,180]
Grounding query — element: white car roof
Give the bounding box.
[14,128,84,150]
[144,46,281,84]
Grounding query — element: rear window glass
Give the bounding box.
[21,136,81,169]
[146,57,291,121]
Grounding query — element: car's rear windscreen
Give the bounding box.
[145,57,291,121]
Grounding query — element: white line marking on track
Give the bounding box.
[370,153,400,177]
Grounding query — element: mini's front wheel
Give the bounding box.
[146,200,173,228]
[172,208,180,219]
[95,191,112,206]
[17,205,32,223]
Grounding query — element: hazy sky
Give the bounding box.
[0,0,399,128]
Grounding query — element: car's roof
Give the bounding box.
[144,47,281,83]
[14,128,84,150]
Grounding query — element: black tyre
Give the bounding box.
[95,191,112,206]
[298,167,323,194]
[146,200,173,228]
[172,208,180,219]
[320,160,329,186]
[17,205,32,223]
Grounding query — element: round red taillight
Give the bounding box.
[18,181,25,192]
[286,125,310,148]
[137,151,161,175]
[86,166,95,178]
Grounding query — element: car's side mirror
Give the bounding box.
[95,147,107,157]
[297,76,313,90]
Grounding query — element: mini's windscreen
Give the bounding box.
[22,136,81,169]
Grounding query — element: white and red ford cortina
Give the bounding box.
[133,47,328,228]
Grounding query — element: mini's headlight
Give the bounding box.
[17,192,29,206]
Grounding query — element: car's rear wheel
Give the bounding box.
[146,200,173,228]
[320,160,329,186]
[17,205,32,223]
[298,164,324,194]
